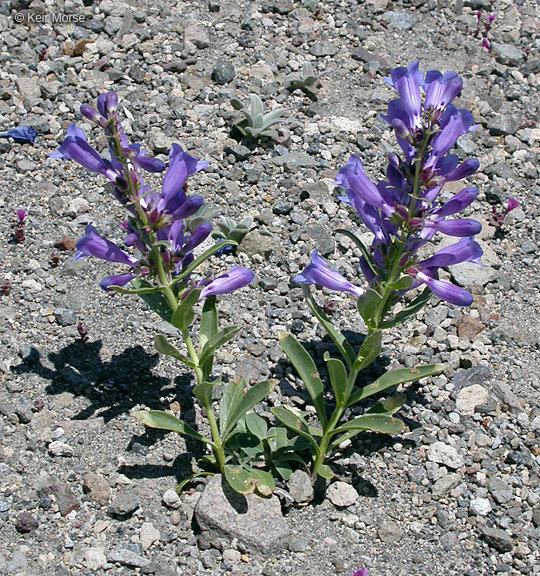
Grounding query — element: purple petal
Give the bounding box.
[424,70,462,112]
[100,272,136,290]
[387,61,423,128]
[417,271,473,306]
[106,91,118,114]
[161,144,208,211]
[505,197,519,212]
[431,108,475,158]
[349,569,368,576]
[425,218,482,237]
[334,155,393,215]
[132,154,166,173]
[0,126,36,144]
[434,186,478,217]
[418,236,483,269]
[75,224,138,266]
[14,209,27,222]
[293,250,364,297]
[184,221,212,252]
[438,157,479,182]
[169,195,204,220]
[96,94,107,117]
[199,265,254,299]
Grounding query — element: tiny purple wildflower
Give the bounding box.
[0,126,36,144]
[349,568,368,576]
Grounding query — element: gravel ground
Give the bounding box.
[1,0,539,575]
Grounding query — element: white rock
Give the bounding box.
[326,481,359,508]
[426,442,464,470]
[48,441,74,457]
[470,497,492,516]
[84,547,107,570]
[140,522,160,550]
[162,489,181,509]
[456,384,489,415]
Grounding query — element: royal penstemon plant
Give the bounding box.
[274,62,484,478]
[51,91,276,495]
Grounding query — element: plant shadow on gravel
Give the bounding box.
[12,339,196,422]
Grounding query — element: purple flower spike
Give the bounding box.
[0,126,36,144]
[75,224,138,266]
[294,250,364,297]
[199,266,254,299]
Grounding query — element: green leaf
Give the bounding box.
[366,394,406,416]
[199,296,218,381]
[224,465,274,496]
[388,275,414,290]
[271,406,319,451]
[380,287,432,329]
[278,332,327,427]
[176,472,213,494]
[170,288,201,330]
[245,412,268,440]
[170,241,238,288]
[303,286,355,368]
[199,326,241,367]
[219,380,244,436]
[267,426,289,452]
[317,464,334,479]
[133,410,213,446]
[273,460,293,481]
[222,379,276,441]
[230,98,243,110]
[324,353,349,411]
[347,363,445,407]
[130,278,172,322]
[357,288,382,328]
[332,414,404,435]
[336,229,378,277]
[193,382,214,408]
[353,331,382,372]
[154,334,195,369]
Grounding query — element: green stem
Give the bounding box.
[152,246,177,312]
[181,328,226,473]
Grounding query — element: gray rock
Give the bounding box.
[382,11,417,30]
[440,532,461,551]
[194,475,289,553]
[53,307,77,326]
[84,548,107,571]
[212,58,235,84]
[451,366,493,392]
[224,143,251,161]
[287,470,314,504]
[456,385,489,415]
[48,441,74,457]
[481,526,513,552]
[491,42,524,66]
[326,481,359,508]
[432,473,462,498]
[270,152,318,169]
[426,442,464,470]
[107,490,140,518]
[378,521,404,542]
[491,380,524,414]
[487,115,517,136]
[273,200,294,215]
[310,41,338,57]
[184,24,209,49]
[35,475,80,517]
[289,535,309,552]
[7,550,28,573]
[239,230,280,259]
[108,544,150,568]
[18,344,41,365]
[304,223,335,256]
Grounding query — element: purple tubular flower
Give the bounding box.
[437,156,479,182]
[75,224,138,266]
[434,186,478,217]
[50,123,118,182]
[505,197,519,212]
[425,218,482,237]
[0,126,36,144]
[199,265,254,299]
[14,209,28,223]
[184,221,212,252]
[386,61,423,128]
[293,250,364,297]
[100,272,137,290]
[418,236,483,269]
[132,154,166,173]
[334,155,393,215]
[424,70,462,113]
[416,271,473,306]
[431,108,475,159]
[160,144,209,212]
[170,195,204,220]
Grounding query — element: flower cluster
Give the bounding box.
[51,91,253,302]
[296,61,482,312]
